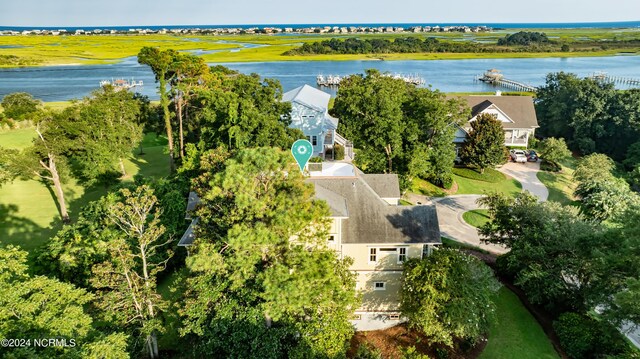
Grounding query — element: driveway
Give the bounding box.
[497,161,549,201]
[406,193,509,255]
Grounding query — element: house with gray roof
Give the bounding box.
[282,84,353,159]
[449,95,539,156]
[178,163,441,331]
[308,164,440,331]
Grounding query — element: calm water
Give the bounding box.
[2,21,639,31]
[1,55,639,101]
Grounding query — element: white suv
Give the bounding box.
[510,149,527,163]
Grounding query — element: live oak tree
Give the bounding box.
[0,245,130,358]
[179,147,358,358]
[91,185,173,359]
[400,248,500,347]
[69,86,143,178]
[332,70,467,186]
[573,153,639,221]
[459,113,507,173]
[1,92,41,121]
[190,70,298,153]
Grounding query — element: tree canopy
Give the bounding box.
[459,113,507,173]
[400,248,500,346]
[1,92,41,121]
[331,69,468,187]
[179,147,358,358]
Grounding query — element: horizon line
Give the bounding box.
[2,20,640,29]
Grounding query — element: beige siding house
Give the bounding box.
[309,167,440,331]
[180,163,441,331]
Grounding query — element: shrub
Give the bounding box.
[309,156,323,163]
[401,346,432,359]
[553,312,629,359]
[354,344,382,359]
[540,160,561,172]
[333,144,345,160]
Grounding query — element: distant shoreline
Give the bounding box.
[1,21,639,32]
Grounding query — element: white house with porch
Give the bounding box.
[450,95,539,157]
[282,84,353,159]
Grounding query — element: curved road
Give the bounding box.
[408,161,549,255]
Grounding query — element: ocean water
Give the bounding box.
[1,21,639,31]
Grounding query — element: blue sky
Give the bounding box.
[1,0,639,27]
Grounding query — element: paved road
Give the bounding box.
[498,161,549,201]
[406,193,508,254]
[407,161,549,255]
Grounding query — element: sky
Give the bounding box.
[1,0,639,27]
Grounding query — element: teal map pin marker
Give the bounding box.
[291,139,314,172]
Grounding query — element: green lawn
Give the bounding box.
[409,168,522,198]
[0,128,37,149]
[0,131,170,251]
[409,177,447,197]
[536,157,579,206]
[480,287,559,359]
[462,209,491,228]
[453,168,522,197]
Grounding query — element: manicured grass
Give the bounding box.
[480,287,559,359]
[0,130,170,251]
[462,209,491,228]
[453,170,522,197]
[0,128,37,149]
[409,168,521,197]
[452,167,505,183]
[409,177,447,197]
[536,157,579,206]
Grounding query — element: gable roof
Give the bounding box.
[449,95,539,130]
[309,177,440,244]
[282,84,331,112]
[361,174,401,199]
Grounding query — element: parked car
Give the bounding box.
[510,149,527,163]
[526,150,539,162]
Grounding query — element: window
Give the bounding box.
[373,282,386,291]
[369,248,377,263]
[306,136,311,142]
[389,314,400,320]
[311,135,318,146]
[422,244,432,259]
[398,247,407,263]
[379,248,396,252]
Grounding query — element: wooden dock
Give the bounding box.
[590,72,640,87]
[475,69,536,92]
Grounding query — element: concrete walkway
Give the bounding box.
[497,161,549,201]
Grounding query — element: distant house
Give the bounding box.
[449,95,539,157]
[179,163,441,331]
[282,84,352,159]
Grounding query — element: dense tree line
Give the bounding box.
[479,192,640,358]
[536,72,640,161]
[497,31,551,46]
[331,69,468,188]
[286,37,487,55]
